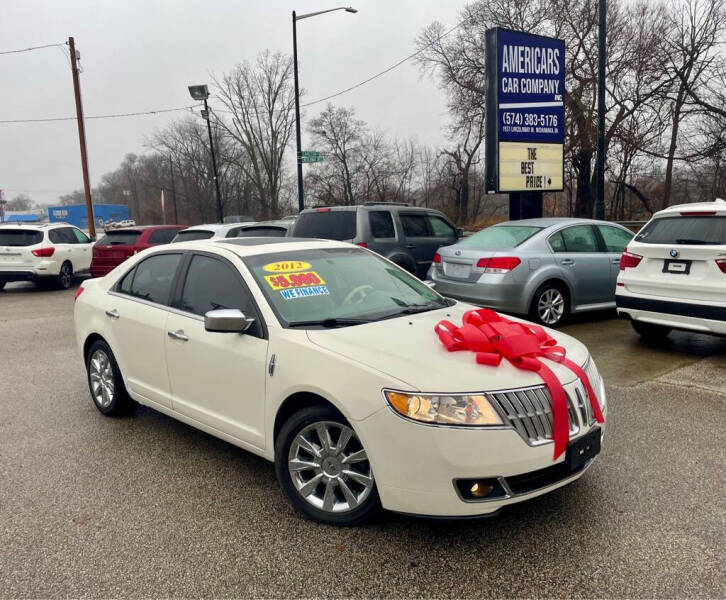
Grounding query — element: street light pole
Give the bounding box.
[292,11,304,214]
[595,0,607,220]
[203,97,223,223]
[292,6,357,214]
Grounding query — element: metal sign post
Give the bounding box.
[485,28,566,220]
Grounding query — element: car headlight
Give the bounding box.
[384,391,504,426]
[584,356,606,411]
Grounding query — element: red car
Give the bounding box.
[91,225,186,278]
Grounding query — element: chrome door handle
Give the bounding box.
[611,258,621,264]
[168,330,188,342]
[105,309,120,319]
[561,259,575,266]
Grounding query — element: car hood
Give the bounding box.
[306,303,590,393]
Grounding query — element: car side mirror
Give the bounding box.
[456,228,464,238]
[204,309,255,333]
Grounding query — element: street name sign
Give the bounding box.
[300,150,324,164]
[485,28,565,193]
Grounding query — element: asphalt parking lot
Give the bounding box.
[1,281,724,598]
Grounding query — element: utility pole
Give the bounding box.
[595,1,607,220]
[68,37,95,238]
[202,97,223,223]
[292,10,304,213]
[169,156,178,224]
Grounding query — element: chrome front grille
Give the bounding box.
[486,383,591,446]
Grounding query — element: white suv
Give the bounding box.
[616,199,726,338]
[0,223,93,290]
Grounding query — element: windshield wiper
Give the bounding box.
[288,317,373,328]
[379,301,450,319]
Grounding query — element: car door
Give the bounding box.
[398,212,439,278]
[106,252,184,408]
[165,252,268,449]
[48,227,75,268]
[552,224,611,306]
[595,224,634,297]
[69,226,93,272]
[426,213,459,256]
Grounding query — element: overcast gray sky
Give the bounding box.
[1,0,468,207]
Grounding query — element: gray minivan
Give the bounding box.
[290,204,461,279]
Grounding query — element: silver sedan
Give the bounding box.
[427,218,634,327]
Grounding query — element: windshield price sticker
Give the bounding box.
[280,285,330,300]
[263,261,311,273]
[265,271,326,291]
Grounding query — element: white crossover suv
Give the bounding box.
[0,223,93,290]
[617,199,726,338]
[74,238,606,525]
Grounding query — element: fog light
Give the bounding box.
[470,482,495,498]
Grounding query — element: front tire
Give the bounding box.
[530,283,569,327]
[58,261,73,289]
[85,340,136,416]
[275,405,380,526]
[631,320,671,339]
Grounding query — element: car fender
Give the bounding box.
[524,263,576,311]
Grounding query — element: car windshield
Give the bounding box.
[292,211,357,241]
[635,216,726,245]
[0,229,42,246]
[456,225,542,249]
[244,247,450,328]
[173,230,215,242]
[96,231,142,246]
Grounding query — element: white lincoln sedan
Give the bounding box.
[74,238,606,525]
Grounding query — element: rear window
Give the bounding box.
[457,225,542,249]
[293,211,357,241]
[96,231,142,246]
[0,229,43,246]
[148,229,179,244]
[635,216,726,245]
[236,226,287,238]
[173,230,215,242]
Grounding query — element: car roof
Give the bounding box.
[105,225,184,233]
[300,204,443,214]
[654,199,726,217]
[0,222,68,229]
[491,217,630,229]
[165,237,352,258]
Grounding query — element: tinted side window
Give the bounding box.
[126,254,182,305]
[597,225,633,253]
[560,225,599,253]
[49,228,75,244]
[428,215,456,237]
[118,267,136,295]
[400,214,430,237]
[71,228,91,244]
[148,229,178,244]
[549,231,566,253]
[293,211,357,240]
[369,211,395,238]
[179,255,260,337]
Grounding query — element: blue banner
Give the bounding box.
[497,30,565,143]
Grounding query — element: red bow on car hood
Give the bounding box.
[434,308,604,460]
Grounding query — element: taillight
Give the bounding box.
[356,242,368,248]
[477,257,521,273]
[619,251,643,270]
[716,259,726,274]
[316,207,331,212]
[433,252,441,263]
[74,286,85,301]
[32,247,55,257]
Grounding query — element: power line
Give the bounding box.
[301,22,462,108]
[0,105,198,124]
[0,42,67,56]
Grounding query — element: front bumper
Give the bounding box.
[356,395,605,518]
[617,292,726,336]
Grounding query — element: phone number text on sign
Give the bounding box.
[265,271,326,291]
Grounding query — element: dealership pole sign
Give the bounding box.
[485,28,565,193]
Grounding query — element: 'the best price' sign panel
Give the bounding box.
[485,28,566,193]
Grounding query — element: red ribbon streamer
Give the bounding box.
[434,308,604,460]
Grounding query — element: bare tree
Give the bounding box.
[215,50,296,218]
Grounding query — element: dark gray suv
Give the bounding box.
[290,204,461,278]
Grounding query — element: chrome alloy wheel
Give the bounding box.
[538,288,565,325]
[288,421,374,513]
[89,349,115,408]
